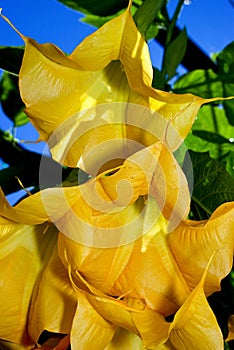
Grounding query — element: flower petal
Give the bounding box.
[69,5,153,89]
[168,256,223,350]
[99,142,190,231]
[28,246,77,343]
[58,232,134,294]
[169,202,234,295]
[129,298,170,347]
[0,9,215,169]
[70,291,116,350]
[111,218,190,315]
[77,292,170,348]
[0,218,57,346]
[104,328,144,350]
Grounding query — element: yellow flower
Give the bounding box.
[0,193,78,349]
[0,4,234,350]
[1,4,222,173]
[0,140,233,349]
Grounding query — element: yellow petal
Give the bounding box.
[1,9,215,170]
[169,202,234,295]
[111,216,190,316]
[71,291,116,350]
[79,290,170,348]
[0,188,49,225]
[168,256,223,350]
[0,218,57,346]
[1,142,190,316]
[70,4,153,89]
[129,299,170,347]
[156,341,177,350]
[99,142,190,229]
[104,328,144,350]
[28,245,77,343]
[58,233,134,294]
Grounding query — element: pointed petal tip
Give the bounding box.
[0,10,26,41]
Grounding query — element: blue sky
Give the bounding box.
[0,0,233,203]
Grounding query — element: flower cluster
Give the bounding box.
[0,4,233,350]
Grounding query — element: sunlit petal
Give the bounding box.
[169,202,234,295]
[78,292,170,348]
[0,8,216,170]
[104,328,143,350]
[111,219,190,315]
[168,256,223,349]
[71,291,116,350]
[28,246,77,343]
[0,217,57,346]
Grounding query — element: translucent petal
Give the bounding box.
[69,5,153,89]
[0,219,57,346]
[80,292,170,348]
[28,246,77,342]
[58,233,134,294]
[0,188,49,225]
[99,142,191,228]
[168,258,223,350]
[104,328,144,350]
[70,291,116,350]
[111,218,190,316]
[129,299,170,347]
[169,202,234,295]
[0,8,214,169]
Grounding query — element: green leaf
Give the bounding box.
[225,151,234,178]
[56,0,128,16]
[186,151,234,219]
[223,84,234,126]
[217,41,234,75]
[192,130,232,145]
[184,105,234,177]
[0,46,24,75]
[152,67,167,90]
[81,13,118,27]
[173,42,234,125]
[145,23,159,41]
[163,28,187,80]
[173,69,223,97]
[133,0,164,39]
[0,71,28,126]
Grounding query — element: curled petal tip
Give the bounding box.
[0,10,25,40]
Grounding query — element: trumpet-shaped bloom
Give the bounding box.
[0,140,233,349]
[1,4,221,173]
[0,4,234,350]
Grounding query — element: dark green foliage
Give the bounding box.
[133,0,165,40]
[163,27,187,79]
[57,0,128,16]
[0,71,28,126]
[0,46,24,74]
[184,151,234,219]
